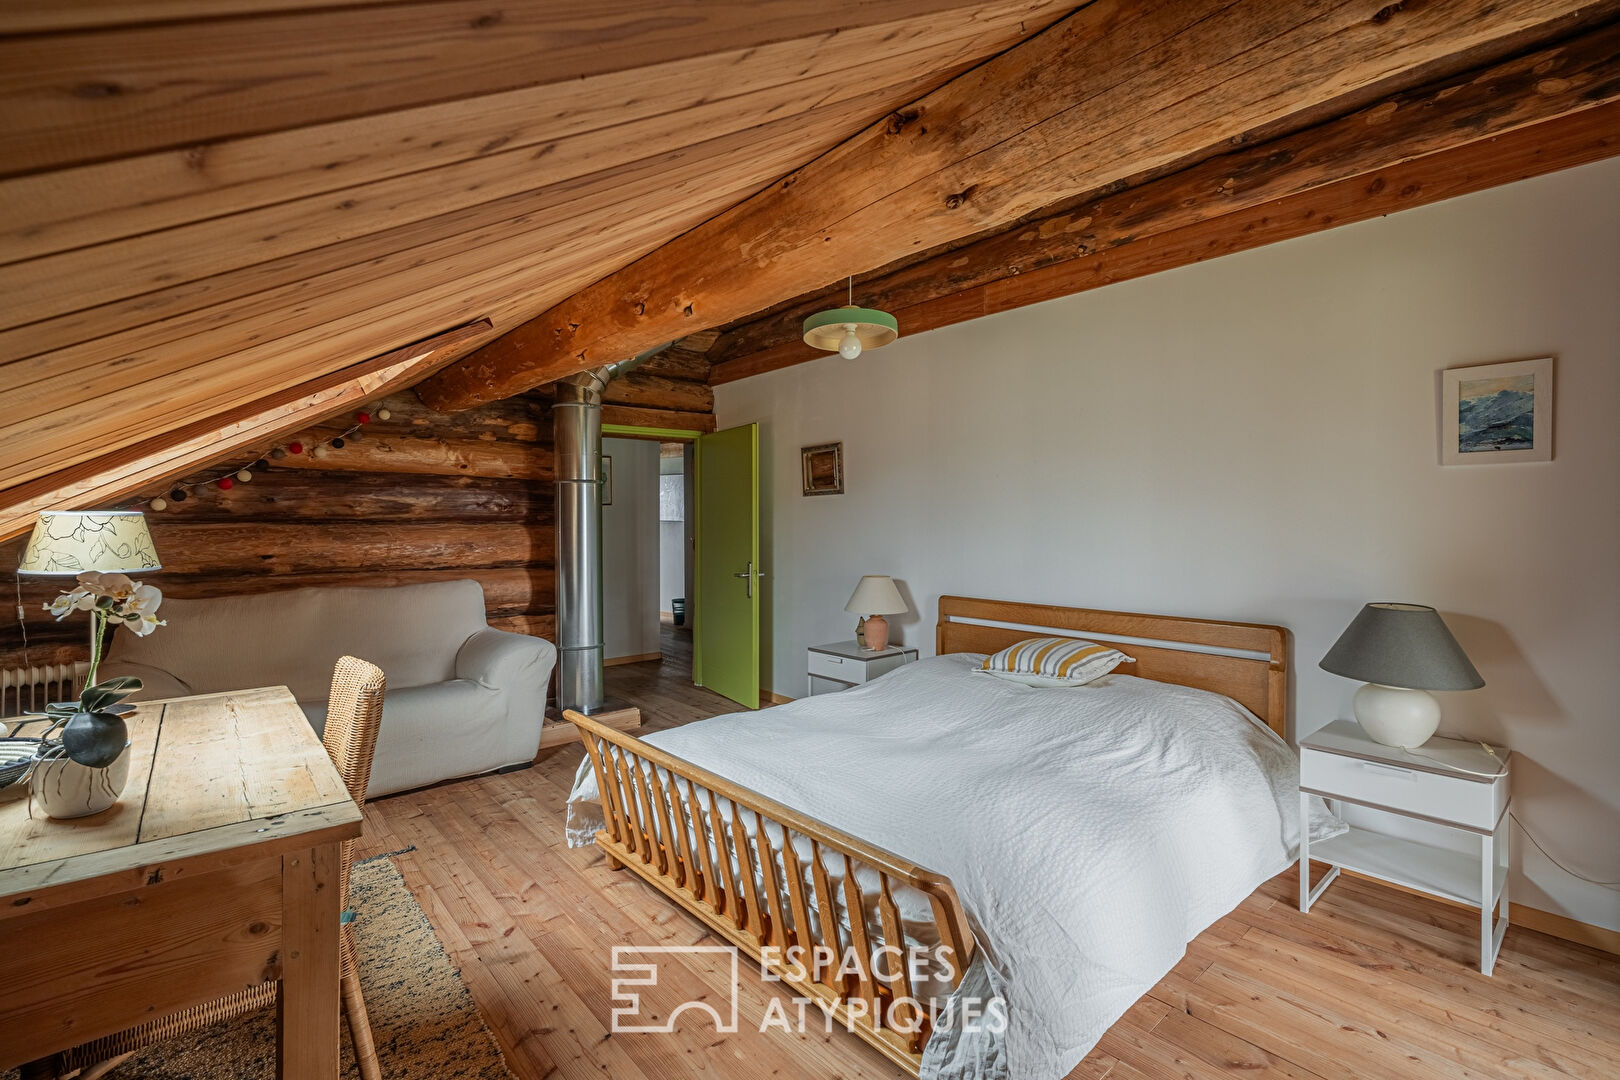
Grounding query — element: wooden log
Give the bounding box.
[707,19,1620,371]
[416,0,1619,410]
[155,567,554,617]
[140,472,551,524]
[488,613,557,641]
[275,433,554,481]
[360,392,551,445]
[601,372,714,414]
[635,344,713,383]
[599,406,717,434]
[144,522,551,576]
[715,96,1620,383]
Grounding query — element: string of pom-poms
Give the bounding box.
[140,408,390,511]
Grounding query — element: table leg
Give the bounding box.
[279,843,343,1080]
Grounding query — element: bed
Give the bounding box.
[564,596,1340,1080]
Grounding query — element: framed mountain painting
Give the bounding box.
[1441,357,1553,465]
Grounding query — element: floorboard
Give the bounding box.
[359,630,1620,1079]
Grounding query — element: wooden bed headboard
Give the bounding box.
[935,596,1290,738]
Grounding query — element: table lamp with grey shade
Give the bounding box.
[1319,602,1484,748]
[845,575,907,652]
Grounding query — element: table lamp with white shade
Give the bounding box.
[845,575,907,652]
[1319,602,1484,748]
[18,510,163,686]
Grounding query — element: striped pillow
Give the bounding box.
[977,636,1131,687]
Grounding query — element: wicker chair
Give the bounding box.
[30,657,387,1080]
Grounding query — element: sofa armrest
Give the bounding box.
[94,660,195,702]
[455,628,556,692]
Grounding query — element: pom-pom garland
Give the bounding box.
[138,399,388,511]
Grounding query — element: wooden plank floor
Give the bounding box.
[359,631,1620,1080]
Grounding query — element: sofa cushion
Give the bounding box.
[302,678,513,795]
[105,579,491,699]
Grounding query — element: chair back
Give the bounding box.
[323,655,387,810]
[323,655,386,909]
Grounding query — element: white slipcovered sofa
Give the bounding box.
[100,579,555,796]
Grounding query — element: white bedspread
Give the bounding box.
[566,653,1341,1080]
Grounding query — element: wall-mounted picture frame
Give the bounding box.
[601,454,614,504]
[801,442,844,496]
[1440,357,1553,465]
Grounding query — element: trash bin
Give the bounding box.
[672,598,686,626]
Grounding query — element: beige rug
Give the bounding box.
[9,852,513,1080]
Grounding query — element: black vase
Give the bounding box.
[60,710,130,769]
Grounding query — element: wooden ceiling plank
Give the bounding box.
[0,78,918,409]
[708,20,1620,371]
[0,40,1013,324]
[419,0,1618,412]
[0,134,804,489]
[0,2,1054,263]
[0,0,1068,174]
[0,319,491,543]
[717,100,1620,384]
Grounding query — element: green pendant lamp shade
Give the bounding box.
[803,277,898,359]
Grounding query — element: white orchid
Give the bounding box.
[77,571,138,600]
[44,571,167,682]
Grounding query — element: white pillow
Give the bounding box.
[976,635,1132,688]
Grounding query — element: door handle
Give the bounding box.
[733,561,754,598]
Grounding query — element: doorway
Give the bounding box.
[657,440,695,678]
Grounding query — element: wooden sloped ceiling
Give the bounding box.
[0,0,1074,529]
[418,0,1620,411]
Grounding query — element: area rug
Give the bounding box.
[8,851,514,1080]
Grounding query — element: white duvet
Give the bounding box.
[566,653,1341,1080]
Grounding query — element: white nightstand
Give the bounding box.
[807,640,917,696]
[1299,720,1512,974]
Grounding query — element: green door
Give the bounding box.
[695,423,759,709]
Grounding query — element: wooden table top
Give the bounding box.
[0,686,361,911]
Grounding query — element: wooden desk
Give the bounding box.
[0,687,362,1076]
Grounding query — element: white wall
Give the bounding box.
[716,157,1620,932]
[601,437,661,660]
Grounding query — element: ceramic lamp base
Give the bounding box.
[863,614,891,651]
[1353,683,1441,748]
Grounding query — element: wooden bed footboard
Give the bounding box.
[565,709,976,1075]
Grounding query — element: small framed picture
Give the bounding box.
[801,442,844,496]
[1440,357,1553,465]
[601,455,614,504]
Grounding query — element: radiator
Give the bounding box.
[1,661,89,718]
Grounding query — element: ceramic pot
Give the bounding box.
[60,709,130,768]
[31,742,131,819]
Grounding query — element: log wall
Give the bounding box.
[0,355,712,670]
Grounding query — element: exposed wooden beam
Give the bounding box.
[708,22,1620,381]
[0,319,491,542]
[714,106,1620,382]
[417,0,1620,412]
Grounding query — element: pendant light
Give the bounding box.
[802,276,898,360]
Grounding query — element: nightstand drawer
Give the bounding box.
[808,650,883,684]
[1301,748,1506,831]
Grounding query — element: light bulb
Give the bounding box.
[838,325,862,360]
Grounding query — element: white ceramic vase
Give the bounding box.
[31,743,131,819]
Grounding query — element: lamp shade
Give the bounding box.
[1319,602,1483,691]
[844,575,906,616]
[17,510,162,576]
[802,307,899,352]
